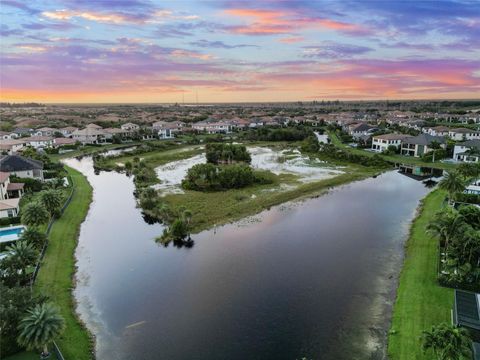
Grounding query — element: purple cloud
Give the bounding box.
[189,40,258,49]
[2,0,39,14]
[302,42,372,59]
[0,25,23,37]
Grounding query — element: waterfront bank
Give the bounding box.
[388,190,453,360]
[34,166,94,360]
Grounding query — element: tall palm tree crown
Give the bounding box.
[17,303,65,353]
[439,171,466,203]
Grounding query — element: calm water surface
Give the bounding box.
[65,157,430,360]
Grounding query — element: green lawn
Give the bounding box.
[328,131,458,171]
[5,350,59,360]
[388,190,453,360]
[34,166,93,360]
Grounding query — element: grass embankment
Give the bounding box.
[388,190,453,360]
[328,131,458,171]
[164,164,380,233]
[34,166,93,360]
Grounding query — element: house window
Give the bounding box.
[7,209,14,217]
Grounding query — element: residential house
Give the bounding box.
[401,134,446,157]
[121,123,140,131]
[24,136,54,149]
[59,126,78,138]
[0,155,44,181]
[152,121,185,132]
[464,179,480,195]
[0,131,18,140]
[349,123,378,140]
[72,128,106,144]
[35,127,56,137]
[423,126,450,137]
[85,123,103,130]
[103,128,129,139]
[0,172,24,200]
[208,121,233,134]
[448,128,480,141]
[371,134,412,153]
[0,139,26,155]
[155,122,184,139]
[404,119,426,131]
[0,197,20,218]
[453,139,480,163]
[13,128,34,137]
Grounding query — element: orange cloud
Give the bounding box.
[278,37,304,43]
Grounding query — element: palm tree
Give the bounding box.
[39,189,63,216]
[422,323,472,360]
[6,241,38,276]
[427,208,465,253]
[17,303,65,357]
[20,228,48,249]
[21,202,50,228]
[439,171,466,204]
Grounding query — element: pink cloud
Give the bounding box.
[224,8,370,36]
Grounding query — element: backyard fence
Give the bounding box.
[26,174,75,360]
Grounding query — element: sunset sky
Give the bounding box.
[1,0,479,103]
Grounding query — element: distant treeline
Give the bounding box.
[241,126,317,142]
[0,102,44,107]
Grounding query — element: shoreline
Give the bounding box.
[387,189,453,360]
[34,166,95,360]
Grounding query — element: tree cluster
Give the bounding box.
[182,163,273,192]
[205,143,251,164]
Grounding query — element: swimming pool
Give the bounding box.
[0,225,26,243]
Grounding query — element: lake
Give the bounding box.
[65,156,430,360]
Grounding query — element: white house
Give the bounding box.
[464,179,480,195]
[24,136,53,149]
[0,139,26,155]
[349,123,378,140]
[121,123,140,131]
[192,121,232,134]
[448,128,480,141]
[34,127,56,137]
[371,134,412,153]
[72,128,107,144]
[59,126,78,137]
[423,126,450,137]
[453,140,480,163]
